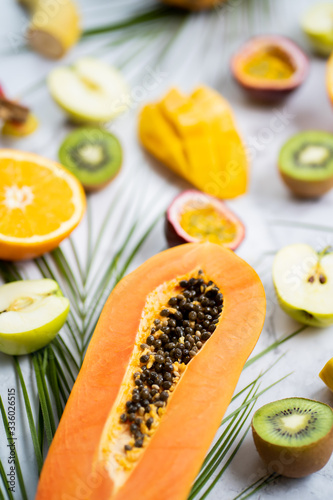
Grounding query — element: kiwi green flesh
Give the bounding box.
[59,127,122,189]
[279,131,333,181]
[252,398,333,448]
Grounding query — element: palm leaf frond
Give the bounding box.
[13,359,44,474]
[0,398,28,500]
[233,472,278,500]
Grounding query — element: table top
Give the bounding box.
[1,0,333,499]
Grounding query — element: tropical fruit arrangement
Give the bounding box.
[2,0,333,499]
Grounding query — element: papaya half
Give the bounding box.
[36,242,266,500]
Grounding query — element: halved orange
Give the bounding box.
[0,149,86,261]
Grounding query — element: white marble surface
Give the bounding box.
[1,0,333,499]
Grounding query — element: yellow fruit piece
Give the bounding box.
[139,86,248,199]
[2,113,38,137]
[0,149,86,260]
[18,0,81,59]
[320,357,333,391]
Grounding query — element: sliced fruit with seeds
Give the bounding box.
[165,190,245,249]
[59,127,122,191]
[252,397,333,478]
[302,3,333,56]
[0,149,86,261]
[278,130,333,197]
[48,57,130,123]
[35,242,266,500]
[320,358,333,391]
[273,244,333,327]
[231,35,308,101]
[0,279,69,355]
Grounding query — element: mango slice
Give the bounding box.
[139,86,248,199]
[320,357,333,391]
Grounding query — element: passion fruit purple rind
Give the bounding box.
[165,190,245,250]
[231,35,309,101]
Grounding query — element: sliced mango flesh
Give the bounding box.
[320,357,333,391]
[139,86,248,199]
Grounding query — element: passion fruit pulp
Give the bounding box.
[231,35,309,101]
[165,190,245,249]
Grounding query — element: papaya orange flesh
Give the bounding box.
[36,242,266,500]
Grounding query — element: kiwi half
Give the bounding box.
[59,127,122,191]
[278,130,333,197]
[252,397,333,477]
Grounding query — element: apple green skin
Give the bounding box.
[274,287,333,328]
[0,294,70,356]
[50,94,109,124]
[50,91,129,125]
[303,33,333,57]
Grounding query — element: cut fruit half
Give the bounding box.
[48,57,130,123]
[0,279,69,355]
[59,127,122,191]
[302,3,333,56]
[320,358,333,391]
[273,244,333,327]
[278,130,333,197]
[165,190,245,249]
[35,242,266,500]
[231,35,309,100]
[252,397,333,478]
[0,149,86,260]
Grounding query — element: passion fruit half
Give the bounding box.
[231,35,309,101]
[165,190,245,249]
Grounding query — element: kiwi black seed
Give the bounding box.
[252,397,333,478]
[59,127,122,191]
[278,131,333,198]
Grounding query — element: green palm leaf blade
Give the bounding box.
[233,473,278,500]
[32,356,55,447]
[0,457,14,500]
[46,348,64,421]
[13,359,44,475]
[189,384,259,500]
[0,398,28,500]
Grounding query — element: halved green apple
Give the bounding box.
[301,3,333,56]
[273,244,333,327]
[48,57,130,124]
[0,279,70,355]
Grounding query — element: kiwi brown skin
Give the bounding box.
[251,399,333,478]
[279,170,333,198]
